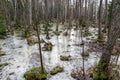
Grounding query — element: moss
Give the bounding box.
[93,74,99,80]
[93,72,108,80]
[0,63,9,67]
[43,42,53,51]
[45,22,53,27]
[24,67,47,80]
[100,72,108,79]
[93,59,119,80]
[93,59,109,80]
[37,73,47,80]
[81,50,90,57]
[67,44,71,47]
[0,15,6,39]
[53,31,60,36]
[94,59,106,71]
[9,72,15,75]
[0,51,6,56]
[18,46,22,48]
[60,55,71,61]
[22,29,29,38]
[0,35,5,39]
[50,66,64,75]
[82,29,92,37]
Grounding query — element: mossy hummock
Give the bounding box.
[50,66,64,75]
[43,42,53,51]
[71,70,83,79]
[82,29,92,37]
[0,51,6,56]
[60,55,71,61]
[81,50,90,57]
[0,63,9,67]
[24,67,47,80]
[53,31,60,36]
[27,36,38,45]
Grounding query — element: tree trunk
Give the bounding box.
[96,0,120,79]
[103,0,108,32]
[34,0,44,73]
[36,25,44,73]
[98,0,103,40]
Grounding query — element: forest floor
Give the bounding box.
[0,24,120,80]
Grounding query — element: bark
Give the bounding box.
[107,0,115,39]
[56,0,60,31]
[44,0,50,39]
[98,0,103,40]
[29,0,32,25]
[36,25,44,73]
[85,0,87,20]
[103,0,108,32]
[96,0,120,79]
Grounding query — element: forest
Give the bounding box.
[0,0,120,80]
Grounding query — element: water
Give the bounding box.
[0,25,100,80]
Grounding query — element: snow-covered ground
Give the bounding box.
[0,25,102,80]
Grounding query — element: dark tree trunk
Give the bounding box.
[36,25,44,73]
[98,0,103,40]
